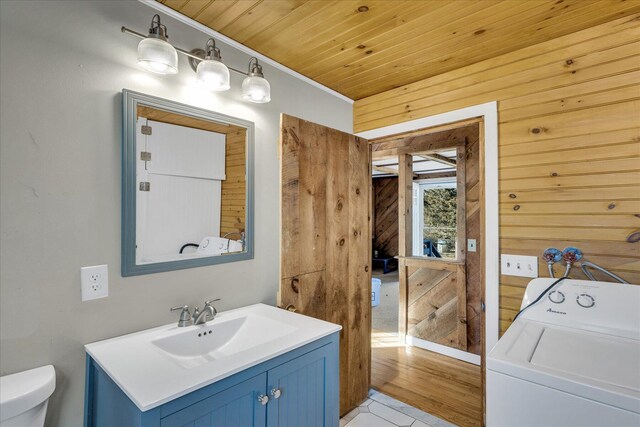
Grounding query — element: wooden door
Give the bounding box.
[279,114,371,415]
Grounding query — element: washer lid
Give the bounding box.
[488,320,640,414]
[531,327,640,392]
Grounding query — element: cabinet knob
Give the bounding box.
[257,393,269,405]
[270,388,282,399]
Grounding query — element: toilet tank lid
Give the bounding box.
[0,365,55,422]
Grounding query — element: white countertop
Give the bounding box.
[85,303,341,411]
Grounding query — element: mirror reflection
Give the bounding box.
[134,104,247,265]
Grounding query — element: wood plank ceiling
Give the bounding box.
[157,0,640,100]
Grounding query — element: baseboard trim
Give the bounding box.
[406,336,481,365]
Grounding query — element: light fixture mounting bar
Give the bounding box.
[121,26,248,76]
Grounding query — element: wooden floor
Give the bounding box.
[371,331,482,427]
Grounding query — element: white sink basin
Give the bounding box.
[85,303,341,411]
[151,313,296,369]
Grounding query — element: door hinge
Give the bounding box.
[140,151,152,161]
[139,182,150,192]
[481,299,486,312]
[141,125,152,135]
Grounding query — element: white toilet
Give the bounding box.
[0,365,55,427]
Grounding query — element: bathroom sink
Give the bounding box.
[150,313,296,369]
[85,303,341,411]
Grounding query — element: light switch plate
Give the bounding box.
[501,254,538,278]
[467,239,477,252]
[81,264,109,301]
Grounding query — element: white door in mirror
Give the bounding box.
[81,265,109,301]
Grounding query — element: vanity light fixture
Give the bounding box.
[136,15,178,75]
[196,39,230,92]
[122,15,271,103]
[242,58,271,104]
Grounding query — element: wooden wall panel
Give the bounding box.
[355,14,640,335]
[372,177,399,257]
[406,261,467,351]
[280,114,371,415]
[220,128,246,237]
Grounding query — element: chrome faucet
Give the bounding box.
[222,231,246,252]
[194,299,220,325]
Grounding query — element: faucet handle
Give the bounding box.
[171,305,193,327]
[203,299,220,320]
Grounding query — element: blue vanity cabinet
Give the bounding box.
[85,332,339,427]
[160,373,266,427]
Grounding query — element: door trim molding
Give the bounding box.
[357,101,499,354]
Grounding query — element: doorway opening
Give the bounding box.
[369,118,485,427]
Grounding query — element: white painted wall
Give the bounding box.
[0,1,353,425]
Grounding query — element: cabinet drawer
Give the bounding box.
[160,373,266,427]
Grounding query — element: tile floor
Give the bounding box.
[340,390,456,427]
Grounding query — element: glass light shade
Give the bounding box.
[197,59,230,91]
[137,37,178,75]
[241,76,271,103]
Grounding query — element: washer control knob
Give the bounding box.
[576,293,595,308]
[548,290,565,304]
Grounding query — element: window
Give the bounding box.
[421,181,457,259]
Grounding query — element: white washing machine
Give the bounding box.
[487,278,640,427]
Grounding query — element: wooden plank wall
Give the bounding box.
[372,177,399,257]
[220,128,246,236]
[355,14,640,335]
[280,114,371,415]
[405,259,467,350]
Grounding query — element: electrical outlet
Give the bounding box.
[501,254,538,278]
[81,264,109,301]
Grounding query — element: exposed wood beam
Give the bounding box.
[372,136,466,159]
[397,153,413,340]
[370,123,477,160]
[372,165,399,175]
[369,119,481,145]
[414,171,457,180]
[398,153,413,258]
[417,153,456,167]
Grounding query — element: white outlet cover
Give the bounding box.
[81,264,109,301]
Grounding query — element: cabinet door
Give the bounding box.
[161,373,266,427]
[267,345,338,427]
